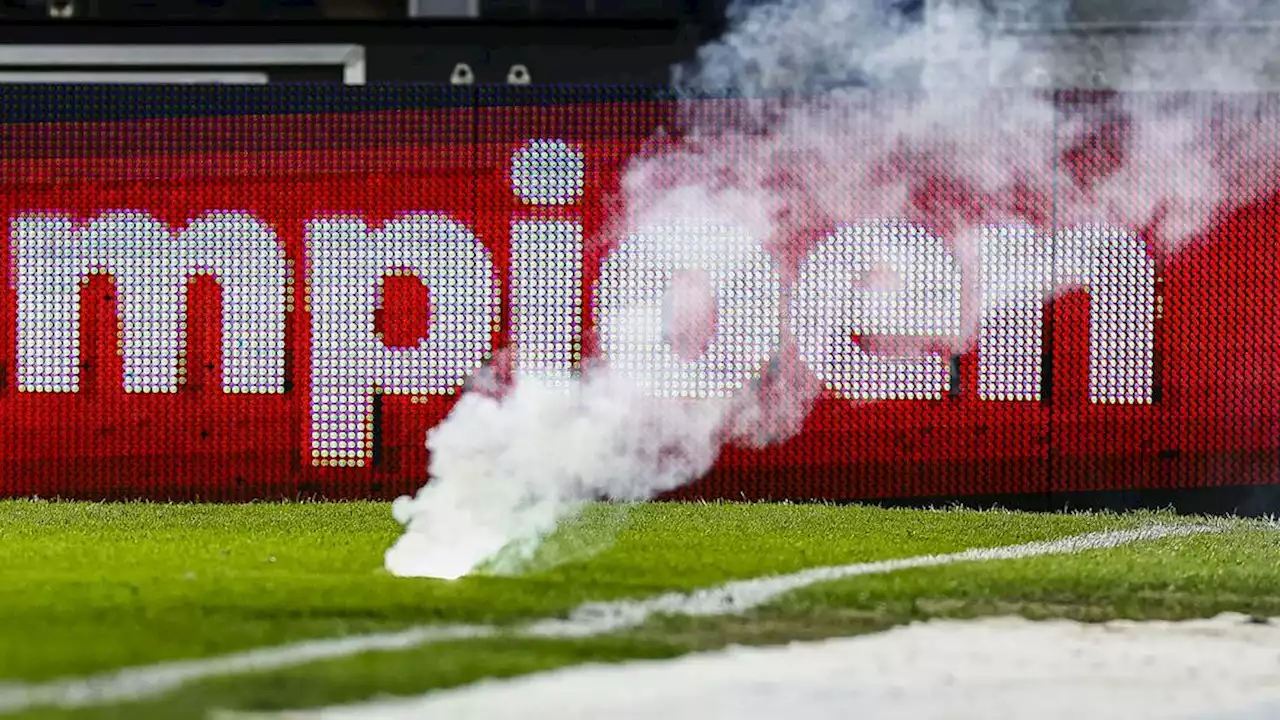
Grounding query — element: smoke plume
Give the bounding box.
[386,0,1280,579]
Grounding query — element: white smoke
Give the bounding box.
[386,371,730,579]
[387,0,1280,579]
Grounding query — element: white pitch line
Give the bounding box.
[519,523,1216,638]
[0,624,497,715]
[0,522,1214,715]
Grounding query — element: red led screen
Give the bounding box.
[0,92,1276,502]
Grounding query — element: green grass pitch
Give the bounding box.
[1,500,1278,719]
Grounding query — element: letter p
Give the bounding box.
[306,213,498,466]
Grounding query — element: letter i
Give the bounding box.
[508,139,586,387]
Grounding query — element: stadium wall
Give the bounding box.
[0,85,1276,510]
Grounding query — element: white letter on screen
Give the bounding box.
[596,218,782,398]
[1054,224,1156,404]
[978,223,1051,401]
[12,210,287,394]
[792,220,962,400]
[306,213,497,465]
[510,219,583,387]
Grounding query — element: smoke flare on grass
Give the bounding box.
[386,0,1280,579]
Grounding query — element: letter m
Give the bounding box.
[11,210,288,393]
